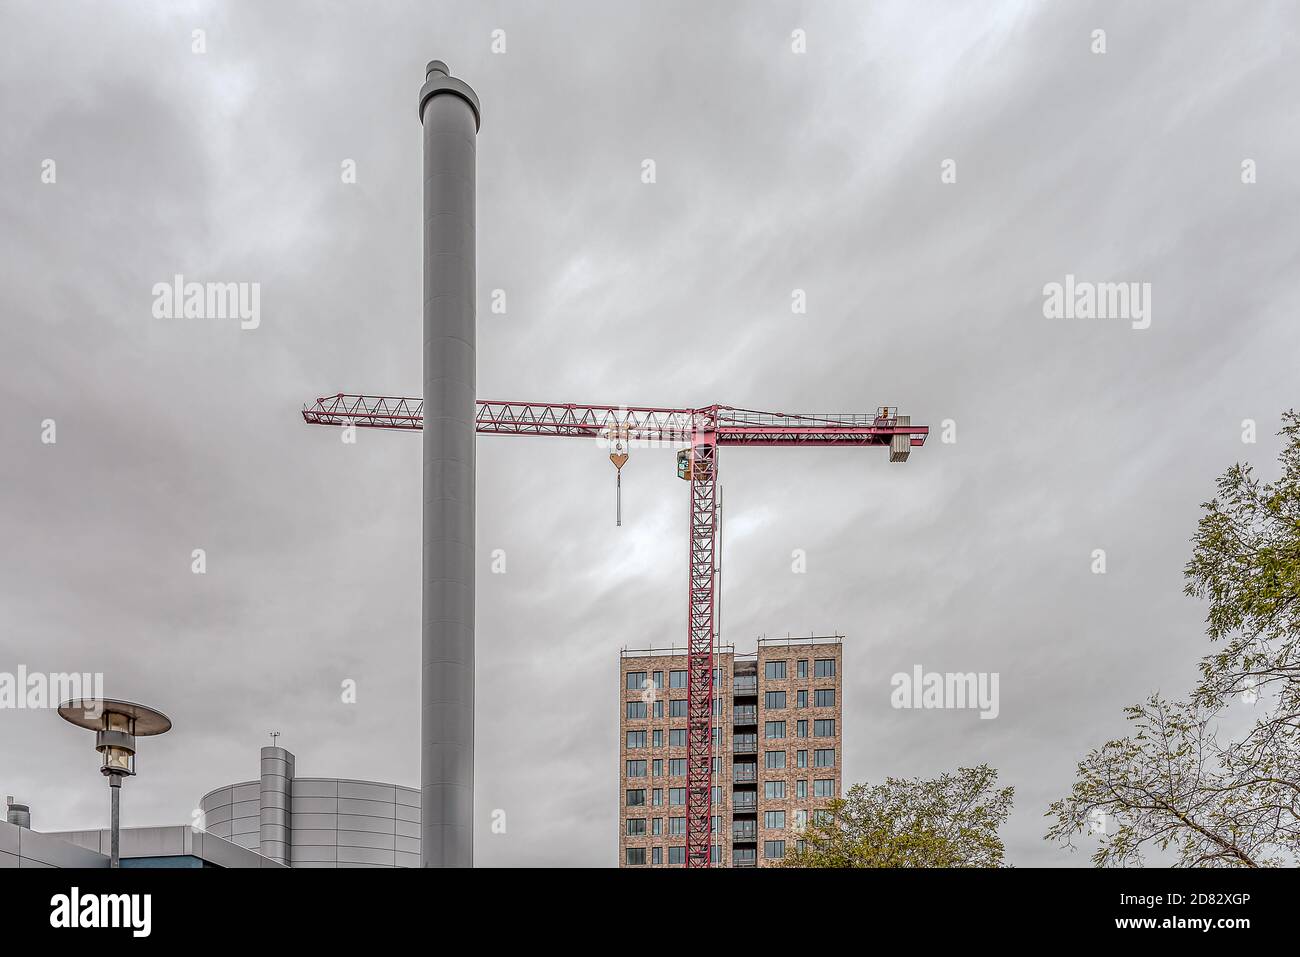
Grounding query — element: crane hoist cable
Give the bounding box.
[606,424,630,527]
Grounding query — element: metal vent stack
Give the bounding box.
[418,59,481,868]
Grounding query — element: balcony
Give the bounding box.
[732,822,757,841]
[732,735,757,754]
[732,705,757,724]
[733,676,757,695]
[732,793,757,811]
[732,764,757,783]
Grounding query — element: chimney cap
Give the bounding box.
[418,59,481,130]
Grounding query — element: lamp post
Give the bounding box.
[58,698,171,868]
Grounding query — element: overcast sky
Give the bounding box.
[2,0,1297,867]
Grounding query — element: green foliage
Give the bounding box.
[1047,412,1300,867]
[782,765,1013,868]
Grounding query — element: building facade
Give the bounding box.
[199,745,420,868]
[35,824,287,868]
[4,795,284,868]
[5,744,413,869]
[619,636,843,867]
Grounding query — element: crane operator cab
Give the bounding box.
[676,448,691,481]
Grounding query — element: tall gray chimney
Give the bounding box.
[418,59,480,868]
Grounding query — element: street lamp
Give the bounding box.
[58,698,171,868]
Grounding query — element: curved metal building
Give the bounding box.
[199,747,420,868]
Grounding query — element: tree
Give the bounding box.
[781,764,1013,867]
[1047,412,1300,867]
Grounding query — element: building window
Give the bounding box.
[765,780,786,799]
[669,788,687,806]
[797,659,808,679]
[797,750,807,768]
[626,789,646,806]
[814,748,836,768]
[796,779,808,799]
[764,840,786,860]
[711,845,722,864]
[653,817,663,835]
[796,840,806,854]
[669,729,687,747]
[711,786,722,804]
[814,659,836,678]
[814,689,835,708]
[668,846,686,864]
[764,810,786,830]
[652,788,663,806]
[764,750,786,769]
[764,660,787,680]
[626,701,646,720]
[814,778,835,797]
[652,759,663,778]
[712,757,721,774]
[794,809,808,831]
[669,758,687,777]
[814,809,833,825]
[652,671,664,689]
[627,818,646,836]
[797,689,808,709]
[712,727,722,747]
[669,670,687,688]
[734,847,756,865]
[713,697,725,717]
[814,719,836,737]
[653,700,664,719]
[626,847,646,866]
[626,671,647,690]
[670,699,688,718]
[765,721,786,739]
[652,729,663,748]
[669,817,686,835]
[711,815,721,834]
[764,691,786,709]
[626,760,647,778]
[652,846,663,865]
[626,730,646,749]
[797,719,808,738]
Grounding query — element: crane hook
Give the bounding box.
[607,426,629,527]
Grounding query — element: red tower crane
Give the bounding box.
[302,394,927,867]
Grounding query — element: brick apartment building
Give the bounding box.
[619,636,843,867]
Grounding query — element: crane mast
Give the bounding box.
[684,412,719,865]
[303,393,927,866]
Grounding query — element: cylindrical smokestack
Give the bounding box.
[6,798,31,829]
[258,746,294,866]
[418,59,480,868]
